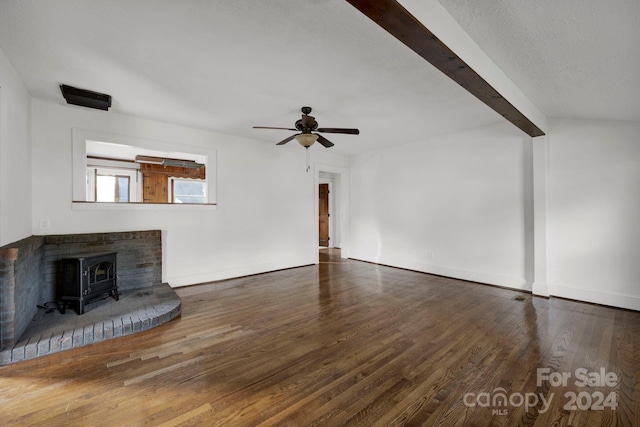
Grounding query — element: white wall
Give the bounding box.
[350,122,532,289]
[31,99,348,286]
[547,119,640,310]
[349,116,640,311]
[0,45,31,246]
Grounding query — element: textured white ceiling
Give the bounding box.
[438,0,640,122]
[0,1,637,156]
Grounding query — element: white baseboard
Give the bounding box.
[349,253,529,291]
[167,254,640,312]
[549,284,640,311]
[168,258,314,287]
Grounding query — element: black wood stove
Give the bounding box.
[58,252,119,314]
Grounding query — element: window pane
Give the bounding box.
[117,177,130,202]
[96,175,130,202]
[96,176,116,202]
[173,180,206,204]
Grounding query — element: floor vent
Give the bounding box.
[513,294,528,302]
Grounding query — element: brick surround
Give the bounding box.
[0,230,162,351]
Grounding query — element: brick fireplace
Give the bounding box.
[0,230,162,352]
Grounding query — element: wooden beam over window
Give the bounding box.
[139,163,206,179]
[345,0,545,137]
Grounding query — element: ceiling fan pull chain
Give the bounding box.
[306,147,311,172]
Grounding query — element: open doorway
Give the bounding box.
[319,183,330,247]
[318,172,338,248]
[315,165,349,264]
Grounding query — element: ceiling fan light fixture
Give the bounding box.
[295,133,318,148]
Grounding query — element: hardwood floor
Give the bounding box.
[1,249,638,426]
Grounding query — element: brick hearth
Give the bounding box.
[0,230,180,365]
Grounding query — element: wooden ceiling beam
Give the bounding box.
[345,0,545,137]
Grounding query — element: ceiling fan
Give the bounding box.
[253,106,359,149]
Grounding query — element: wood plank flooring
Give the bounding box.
[1,249,638,426]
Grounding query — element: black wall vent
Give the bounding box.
[60,84,112,111]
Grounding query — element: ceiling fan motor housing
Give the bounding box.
[295,118,318,133]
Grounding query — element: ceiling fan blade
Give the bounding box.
[316,128,360,135]
[253,126,297,131]
[315,134,334,148]
[276,134,298,145]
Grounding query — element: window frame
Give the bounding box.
[72,128,217,210]
[168,177,208,204]
[87,167,139,202]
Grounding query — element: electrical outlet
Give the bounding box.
[427,251,434,260]
[39,219,51,230]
